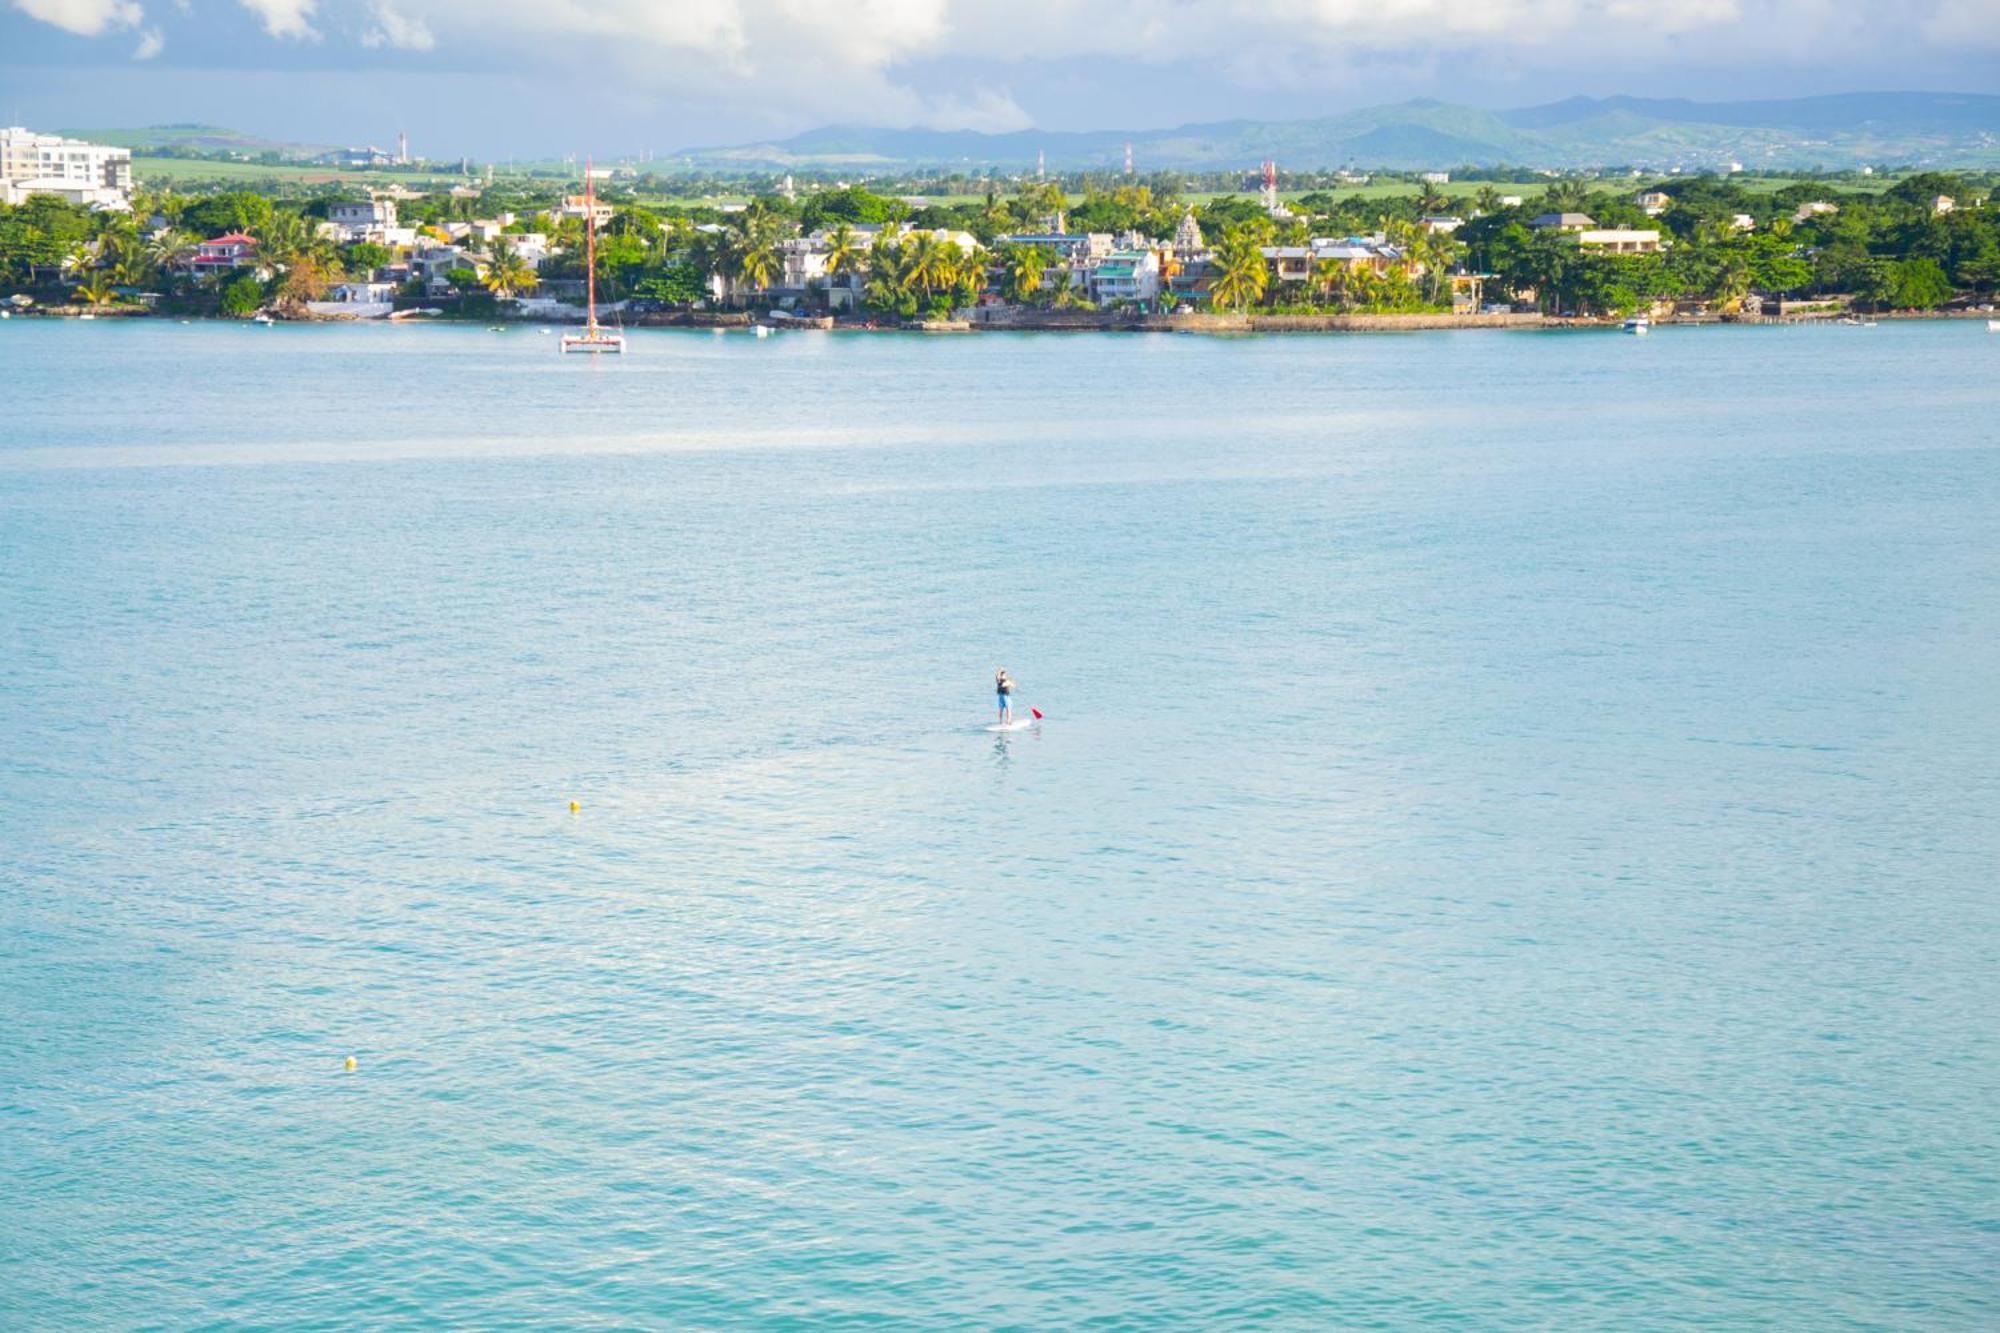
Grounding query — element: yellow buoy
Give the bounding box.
[569,799,580,813]
[344,1056,357,1072]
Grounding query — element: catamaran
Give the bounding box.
[561,156,625,355]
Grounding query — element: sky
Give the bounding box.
[3,0,1998,158]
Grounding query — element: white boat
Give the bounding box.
[560,156,625,355]
[753,324,772,338]
[252,313,274,325]
[1987,319,1999,332]
[77,312,94,320]
[1622,317,1649,335]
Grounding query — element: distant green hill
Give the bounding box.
[56,124,335,157]
[676,92,2000,172]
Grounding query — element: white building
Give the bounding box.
[1085,249,1161,305]
[328,198,398,239]
[555,194,614,227]
[0,127,133,209]
[1793,200,1839,224]
[1575,228,1664,254]
[1172,210,1205,260]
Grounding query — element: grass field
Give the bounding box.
[133,156,481,189]
[136,153,1905,205]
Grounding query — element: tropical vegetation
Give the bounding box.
[2,167,1996,322]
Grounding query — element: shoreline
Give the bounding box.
[6,305,1993,334]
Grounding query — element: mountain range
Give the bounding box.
[676,92,2000,173]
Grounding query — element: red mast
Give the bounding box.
[583,155,597,332]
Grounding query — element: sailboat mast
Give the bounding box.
[584,155,597,330]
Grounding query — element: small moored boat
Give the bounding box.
[1622,317,1649,335]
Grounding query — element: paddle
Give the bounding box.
[1031,708,1044,720]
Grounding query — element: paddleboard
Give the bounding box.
[985,719,1036,732]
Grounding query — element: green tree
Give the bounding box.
[800,185,908,231]
[1885,256,1952,309]
[72,272,117,306]
[997,242,1048,305]
[823,221,866,306]
[636,262,705,305]
[220,274,264,317]
[346,241,392,273]
[733,232,778,298]
[1209,227,1269,311]
[483,242,536,298]
[184,192,274,238]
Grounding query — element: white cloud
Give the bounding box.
[1923,0,2000,47]
[237,0,317,39]
[132,22,161,54]
[12,0,143,36]
[277,0,1982,134]
[10,0,1993,139]
[360,0,432,49]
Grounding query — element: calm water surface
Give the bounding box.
[2,320,1996,1328]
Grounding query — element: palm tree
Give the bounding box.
[734,234,778,300]
[146,227,192,274]
[904,233,945,297]
[979,188,1008,235]
[862,256,911,316]
[256,211,313,269]
[73,273,118,307]
[1474,185,1503,217]
[1050,265,1092,309]
[999,243,1048,305]
[1209,227,1269,311]
[1311,257,1355,309]
[824,221,865,306]
[484,242,536,298]
[1707,253,1752,309]
[1540,179,1592,214]
[725,207,784,305]
[1414,181,1449,215]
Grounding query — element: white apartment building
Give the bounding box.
[0,127,134,209]
[327,198,399,239]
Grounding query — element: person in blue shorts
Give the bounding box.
[995,668,1014,725]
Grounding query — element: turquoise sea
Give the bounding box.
[2,319,1996,1328]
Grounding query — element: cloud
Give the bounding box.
[12,0,143,36]
[237,0,317,39]
[1923,0,2000,47]
[9,0,1995,143]
[360,0,431,50]
[132,22,161,55]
